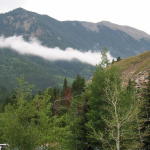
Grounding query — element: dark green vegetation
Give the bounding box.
[1,8,150,57]
[0,48,94,104]
[0,53,149,150]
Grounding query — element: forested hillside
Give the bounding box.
[0,52,149,150]
[0,48,94,104]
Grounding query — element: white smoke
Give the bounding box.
[0,36,114,65]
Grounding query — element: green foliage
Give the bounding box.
[72,75,85,96]
[86,67,116,149]
[87,66,140,150]
[100,48,109,67]
[1,82,39,150]
[0,48,94,104]
[0,80,73,150]
[62,77,68,96]
[0,51,149,150]
[63,78,68,90]
[68,90,90,150]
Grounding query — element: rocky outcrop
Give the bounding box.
[133,70,149,89]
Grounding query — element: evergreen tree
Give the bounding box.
[0,80,72,150]
[86,67,109,149]
[69,92,90,150]
[87,66,139,150]
[72,75,85,96]
[117,57,121,62]
[2,80,39,150]
[63,77,68,94]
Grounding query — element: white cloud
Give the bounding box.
[0,36,114,66]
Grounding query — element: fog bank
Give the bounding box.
[0,36,114,65]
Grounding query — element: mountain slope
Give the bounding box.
[113,51,150,86]
[0,8,150,57]
[0,48,94,91]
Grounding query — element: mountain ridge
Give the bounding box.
[0,8,150,57]
[6,7,150,40]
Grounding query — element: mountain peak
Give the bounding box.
[6,7,36,16]
[14,7,26,11]
[9,7,28,13]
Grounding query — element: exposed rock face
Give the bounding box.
[122,70,149,89]
[122,69,149,89]
[134,70,149,89]
[113,51,150,88]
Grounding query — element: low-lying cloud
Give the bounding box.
[0,36,114,65]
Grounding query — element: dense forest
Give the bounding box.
[0,48,94,94]
[0,53,149,150]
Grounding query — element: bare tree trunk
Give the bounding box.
[116,123,120,150]
[136,115,143,146]
[114,101,120,150]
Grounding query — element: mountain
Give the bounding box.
[0,8,150,57]
[0,48,94,89]
[0,8,150,103]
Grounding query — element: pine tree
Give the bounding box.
[63,77,68,95]
[117,57,121,62]
[69,92,90,150]
[87,66,139,150]
[1,80,72,150]
[72,75,85,96]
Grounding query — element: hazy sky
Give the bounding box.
[0,0,150,34]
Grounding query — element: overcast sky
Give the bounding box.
[0,0,150,34]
